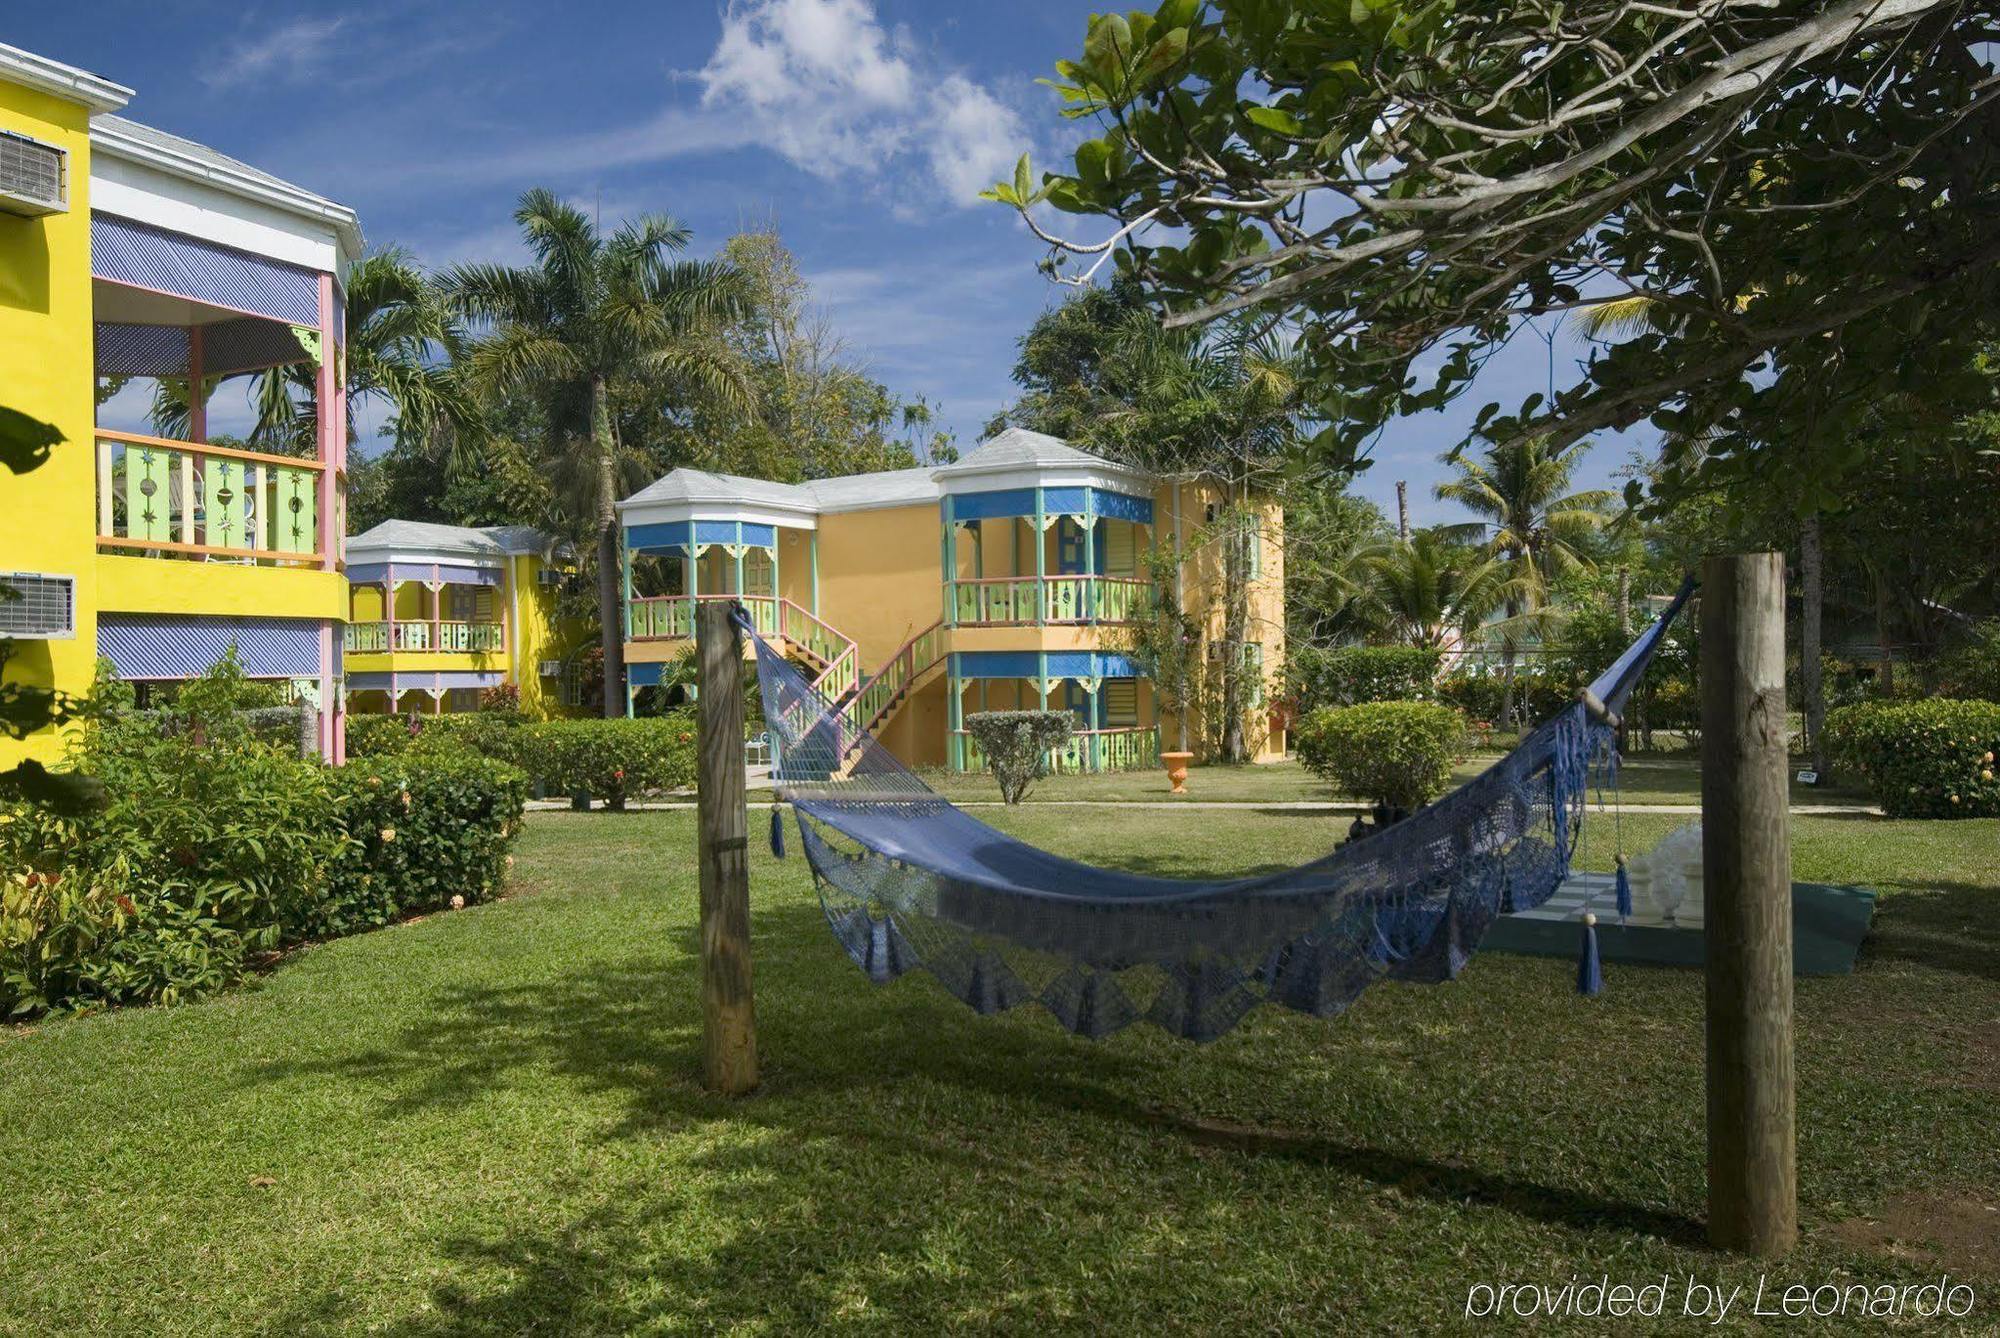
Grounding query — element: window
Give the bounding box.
[1208,642,1265,708]
[1102,679,1139,726]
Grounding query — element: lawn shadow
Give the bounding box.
[1856,881,2000,982]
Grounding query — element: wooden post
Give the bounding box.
[696,601,758,1095]
[1700,552,1796,1257]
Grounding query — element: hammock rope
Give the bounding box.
[740,579,1694,1042]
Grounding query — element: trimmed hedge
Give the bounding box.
[1291,645,1443,711]
[347,712,699,803]
[965,710,1074,804]
[1824,698,2000,818]
[1433,673,1571,729]
[318,753,528,935]
[1295,701,1469,810]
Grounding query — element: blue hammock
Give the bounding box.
[743,581,1691,1042]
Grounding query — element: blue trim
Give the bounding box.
[694,519,741,546]
[1042,486,1088,516]
[345,562,498,587]
[91,213,321,327]
[347,670,503,693]
[739,522,777,549]
[949,488,1039,521]
[1094,490,1154,525]
[98,615,322,680]
[952,650,1144,682]
[626,520,692,553]
[627,662,665,688]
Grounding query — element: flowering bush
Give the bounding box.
[1824,698,2000,818]
[508,716,698,803]
[1294,701,1469,809]
[318,753,527,935]
[345,713,418,758]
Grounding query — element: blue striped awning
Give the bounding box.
[95,319,312,378]
[92,213,322,327]
[98,615,323,680]
[346,670,502,693]
[346,562,501,587]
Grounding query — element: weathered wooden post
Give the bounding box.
[696,601,758,1095]
[1700,552,1795,1256]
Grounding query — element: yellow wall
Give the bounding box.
[0,82,99,766]
[1152,481,1287,760]
[98,554,345,621]
[814,503,946,673]
[507,552,567,718]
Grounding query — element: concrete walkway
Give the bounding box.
[527,797,1883,817]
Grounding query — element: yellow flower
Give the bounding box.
[450,894,465,910]
[380,828,397,843]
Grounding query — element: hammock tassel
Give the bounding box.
[769,804,787,859]
[1576,912,1604,997]
[1615,853,1632,921]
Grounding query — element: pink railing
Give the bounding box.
[851,620,949,737]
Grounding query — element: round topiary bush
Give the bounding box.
[964,710,1074,804]
[1824,698,2000,818]
[1294,701,1469,810]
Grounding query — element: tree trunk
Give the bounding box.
[1873,570,1896,698]
[1616,565,1631,637]
[592,375,625,719]
[1219,502,1250,764]
[1498,597,1520,736]
[1799,514,1825,773]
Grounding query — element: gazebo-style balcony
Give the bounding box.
[940,478,1159,630]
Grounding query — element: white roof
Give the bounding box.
[618,432,1153,527]
[0,42,132,114]
[347,520,554,563]
[92,115,364,268]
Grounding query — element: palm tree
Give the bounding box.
[1362,531,1515,650]
[1435,437,1611,729]
[151,249,474,460]
[443,189,753,717]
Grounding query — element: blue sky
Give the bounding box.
[17,0,1642,527]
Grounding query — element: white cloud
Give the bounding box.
[696,0,1031,209]
[201,18,348,91]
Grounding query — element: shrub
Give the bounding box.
[1294,701,1469,809]
[1,713,343,1016]
[319,753,527,935]
[1434,673,1571,732]
[346,713,418,758]
[1824,698,2000,818]
[1291,645,1442,711]
[965,710,1074,804]
[1939,621,2000,703]
[511,716,698,802]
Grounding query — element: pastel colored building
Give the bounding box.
[0,43,356,763]
[343,521,573,717]
[615,429,1286,772]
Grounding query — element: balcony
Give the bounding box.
[947,575,1155,627]
[344,621,505,654]
[95,430,327,565]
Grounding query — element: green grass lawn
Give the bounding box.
[1,804,1993,1333]
[921,754,1873,810]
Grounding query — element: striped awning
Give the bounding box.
[346,670,503,693]
[98,615,324,680]
[347,562,502,588]
[92,213,322,327]
[95,319,312,378]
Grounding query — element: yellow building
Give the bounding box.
[0,42,358,764]
[616,429,1286,772]
[343,521,574,718]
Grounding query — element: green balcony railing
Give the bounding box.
[344,621,503,654]
[947,576,1155,626]
[955,724,1159,774]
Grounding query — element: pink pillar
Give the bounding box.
[187,325,206,443]
[315,273,341,762]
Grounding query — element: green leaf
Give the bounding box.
[1244,105,1305,137]
[1013,153,1034,205]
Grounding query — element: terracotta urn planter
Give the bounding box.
[1159,750,1195,795]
